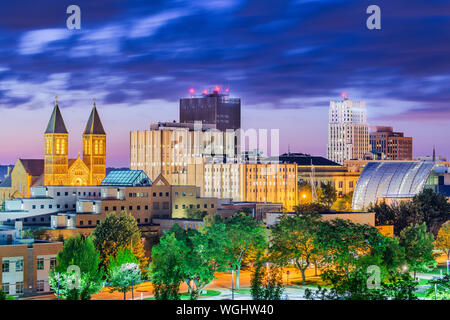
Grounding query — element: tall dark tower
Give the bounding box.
[44,98,69,186]
[82,100,106,185]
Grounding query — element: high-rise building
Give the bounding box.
[327,95,370,165]
[370,126,412,160]
[179,88,241,131]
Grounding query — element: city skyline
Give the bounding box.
[0,0,449,167]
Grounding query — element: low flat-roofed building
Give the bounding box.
[0,238,62,297]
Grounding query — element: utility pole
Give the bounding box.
[231,268,235,300]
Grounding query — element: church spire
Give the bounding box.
[45,97,68,134]
[83,99,106,135]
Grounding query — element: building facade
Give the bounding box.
[327,96,370,165]
[179,89,241,131]
[44,100,106,186]
[370,126,413,160]
[0,241,63,297]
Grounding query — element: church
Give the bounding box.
[0,99,107,200]
[44,99,106,186]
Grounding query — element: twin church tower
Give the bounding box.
[44,98,106,186]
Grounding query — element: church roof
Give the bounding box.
[19,159,44,176]
[83,104,105,135]
[45,103,68,134]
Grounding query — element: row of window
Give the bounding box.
[2,257,55,273]
[32,204,75,210]
[174,203,214,210]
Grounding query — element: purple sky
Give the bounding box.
[0,0,449,167]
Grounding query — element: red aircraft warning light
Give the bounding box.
[189,88,195,94]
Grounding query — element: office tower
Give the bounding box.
[179,88,241,131]
[370,126,413,160]
[327,95,370,165]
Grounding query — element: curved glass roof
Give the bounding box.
[352,162,436,210]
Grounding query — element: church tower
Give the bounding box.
[83,100,106,185]
[44,98,69,186]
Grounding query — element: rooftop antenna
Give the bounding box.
[433,145,436,162]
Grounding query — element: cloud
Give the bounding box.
[18,28,72,55]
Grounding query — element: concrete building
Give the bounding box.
[130,122,238,184]
[327,95,370,165]
[180,88,241,131]
[370,126,413,160]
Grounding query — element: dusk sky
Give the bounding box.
[0,0,449,167]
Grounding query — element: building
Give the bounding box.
[1,233,63,297]
[180,88,241,131]
[130,122,238,184]
[327,95,370,165]
[0,101,107,204]
[69,170,218,228]
[217,201,283,221]
[370,126,413,160]
[44,99,106,186]
[271,153,360,199]
[352,161,450,210]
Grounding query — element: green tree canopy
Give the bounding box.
[49,235,104,300]
[92,211,148,274]
[399,223,436,278]
[225,213,267,289]
[107,247,142,300]
[150,232,188,300]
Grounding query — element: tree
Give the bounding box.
[107,247,142,300]
[23,228,50,240]
[150,232,188,300]
[435,222,450,274]
[399,223,436,279]
[185,208,208,220]
[317,182,337,209]
[412,188,450,236]
[425,275,450,300]
[48,235,104,300]
[270,212,321,284]
[92,211,148,275]
[225,213,267,289]
[250,252,284,300]
[182,215,231,299]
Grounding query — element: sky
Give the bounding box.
[0,0,449,167]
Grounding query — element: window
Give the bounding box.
[40,205,44,209]
[162,202,169,210]
[144,205,148,210]
[105,206,109,212]
[36,280,44,292]
[2,283,9,294]
[16,282,24,294]
[165,192,169,197]
[113,206,117,211]
[129,206,133,211]
[175,205,178,209]
[137,219,140,223]
[40,217,44,222]
[121,206,125,211]
[137,205,141,211]
[37,258,44,270]
[204,204,207,209]
[144,218,148,223]
[159,192,163,197]
[189,204,193,209]
[65,204,68,209]
[80,220,84,226]
[211,204,215,208]
[88,220,92,225]
[49,205,52,209]
[96,220,100,225]
[65,192,68,196]
[57,192,61,196]
[153,202,160,210]
[50,258,57,270]
[197,204,200,209]
[32,205,36,209]
[57,204,60,209]
[2,260,9,273]
[153,192,156,197]
[15,259,23,272]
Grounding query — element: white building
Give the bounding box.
[327,95,370,165]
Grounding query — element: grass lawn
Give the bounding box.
[231,288,252,294]
[144,290,221,300]
[291,276,330,288]
[425,265,449,275]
